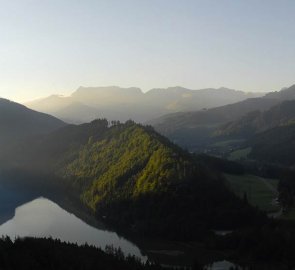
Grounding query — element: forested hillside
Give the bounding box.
[215,100,295,138]
[149,97,279,150]
[150,84,295,151]
[7,120,262,240]
[248,124,295,167]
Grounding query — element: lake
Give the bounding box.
[0,197,147,260]
[0,180,241,269]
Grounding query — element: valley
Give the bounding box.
[2,85,295,268]
[1,2,295,268]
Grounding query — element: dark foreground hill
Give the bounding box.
[6,119,263,240]
[0,98,65,151]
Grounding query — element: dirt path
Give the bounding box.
[257,176,278,195]
[257,176,282,218]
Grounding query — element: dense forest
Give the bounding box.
[0,237,171,270]
[60,121,262,239]
[215,219,295,269]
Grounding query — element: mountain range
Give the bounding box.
[215,100,295,138]
[25,86,264,123]
[150,84,295,151]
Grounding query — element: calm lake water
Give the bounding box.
[0,181,241,269]
[0,197,147,260]
[205,260,241,270]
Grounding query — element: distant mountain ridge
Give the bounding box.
[149,84,295,150]
[149,97,279,150]
[215,100,295,138]
[25,86,264,123]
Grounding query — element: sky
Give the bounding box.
[0,0,295,102]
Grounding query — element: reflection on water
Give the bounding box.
[0,197,147,260]
[0,180,244,268]
[0,183,38,225]
[205,260,241,270]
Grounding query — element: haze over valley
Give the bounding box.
[1,82,295,268]
[25,86,264,123]
[1,1,295,269]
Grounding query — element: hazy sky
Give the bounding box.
[0,0,295,102]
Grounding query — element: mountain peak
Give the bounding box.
[264,84,295,100]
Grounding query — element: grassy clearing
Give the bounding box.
[225,174,279,213]
[281,208,295,220]
[212,139,244,148]
[228,147,251,161]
